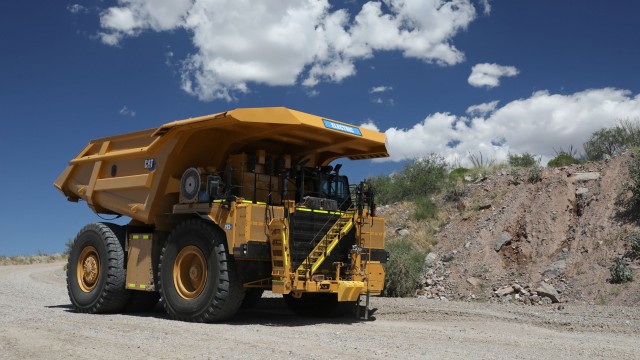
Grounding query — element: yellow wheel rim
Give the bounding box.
[174,245,208,300]
[77,246,100,293]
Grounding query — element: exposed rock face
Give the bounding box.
[495,233,512,252]
[382,151,640,306]
[573,172,600,181]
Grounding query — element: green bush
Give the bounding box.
[508,152,537,168]
[510,169,523,185]
[414,197,438,220]
[548,152,576,167]
[449,167,470,183]
[625,155,640,209]
[609,258,634,284]
[584,119,640,161]
[369,154,448,205]
[584,127,627,161]
[468,152,495,169]
[527,165,542,183]
[628,232,640,259]
[383,239,426,297]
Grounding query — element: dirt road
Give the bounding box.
[0,262,638,359]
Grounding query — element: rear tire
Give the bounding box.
[158,219,244,322]
[66,223,130,313]
[283,293,354,317]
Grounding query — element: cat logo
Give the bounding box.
[144,158,156,171]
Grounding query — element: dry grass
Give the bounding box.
[0,254,67,266]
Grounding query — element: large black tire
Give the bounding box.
[240,289,264,309]
[124,291,160,313]
[283,293,354,317]
[158,219,245,322]
[66,223,130,313]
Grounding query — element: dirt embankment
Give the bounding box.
[384,151,640,306]
[0,262,639,359]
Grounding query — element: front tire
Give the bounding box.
[158,219,244,322]
[66,223,130,313]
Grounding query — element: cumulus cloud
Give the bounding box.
[119,106,136,117]
[468,63,519,88]
[97,0,478,100]
[360,120,380,132]
[466,100,499,116]
[381,88,640,166]
[369,86,392,93]
[68,4,88,14]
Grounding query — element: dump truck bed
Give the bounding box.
[54,107,388,229]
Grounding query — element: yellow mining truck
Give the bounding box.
[55,107,388,322]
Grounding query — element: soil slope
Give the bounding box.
[382,151,640,306]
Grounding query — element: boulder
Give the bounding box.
[479,202,492,210]
[573,172,600,181]
[535,282,560,303]
[494,286,515,297]
[495,233,512,252]
[425,252,438,267]
[576,187,589,196]
[441,252,454,263]
[466,277,481,287]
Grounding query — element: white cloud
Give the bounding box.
[307,89,320,98]
[164,51,174,66]
[468,63,519,88]
[466,100,499,116]
[97,0,478,100]
[479,0,491,15]
[369,85,392,93]
[119,106,136,117]
[68,4,88,14]
[361,120,380,132]
[381,88,640,166]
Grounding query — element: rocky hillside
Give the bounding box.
[380,151,640,306]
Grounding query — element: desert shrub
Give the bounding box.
[548,152,576,167]
[510,169,523,185]
[584,127,627,161]
[584,119,640,161]
[468,152,495,168]
[625,155,640,209]
[444,179,467,202]
[369,154,448,205]
[449,167,470,182]
[383,239,426,297]
[609,258,634,284]
[414,197,438,220]
[626,232,640,259]
[527,164,542,183]
[508,152,537,168]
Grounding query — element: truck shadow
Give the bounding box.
[229,298,367,326]
[46,298,372,326]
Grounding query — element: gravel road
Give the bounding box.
[1,262,638,359]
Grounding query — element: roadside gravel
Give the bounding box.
[0,262,638,359]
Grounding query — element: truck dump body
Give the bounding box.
[55,107,387,229]
[57,107,389,322]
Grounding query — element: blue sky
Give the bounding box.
[1,0,640,256]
